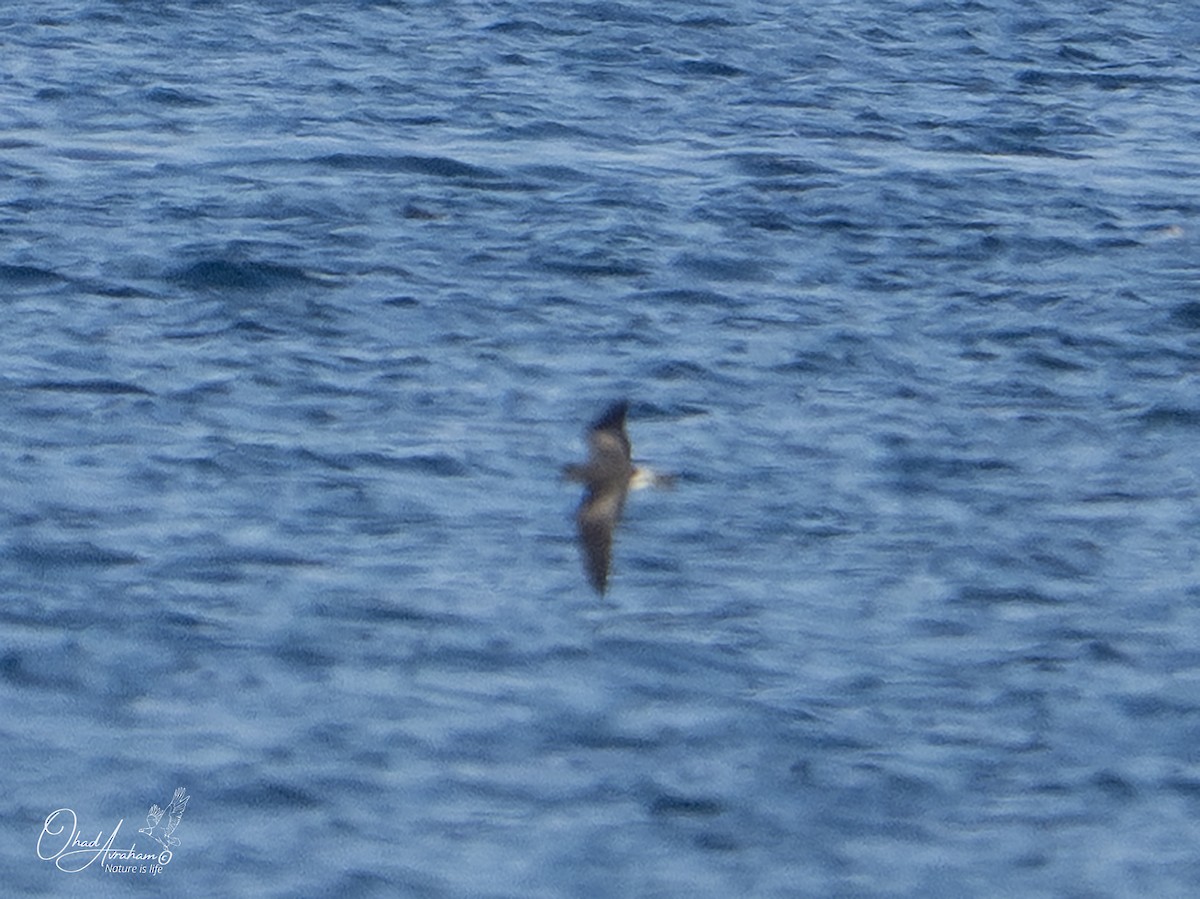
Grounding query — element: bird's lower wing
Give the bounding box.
[578,491,624,593]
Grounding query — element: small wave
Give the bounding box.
[144,85,212,106]
[1016,69,1173,91]
[725,153,834,178]
[169,259,316,291]
[635,288,739,306]
[648,791,726,818]
[28,379,153,395]
[955,586,1062,605]
[312,599,460,626]
[493,120,600,141]
[1168,301,1200,329]
[516,164,590,185]
[313,153,503,181]
[671,59,745,78]
[0,263,63,284]
[373,452,471,477]
[6,541,141,568]
[1138,406,1200,429]
[87,282,152,299]
[484,18,579,36]
[214,780,321,810]
[674,251,768,282]
[531,253,648,278]
[0,649,83,690]
[274,643,336,669]
[649,360,709,381]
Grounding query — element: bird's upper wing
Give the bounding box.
[574,401,634,593]
[145,805,164,827]
[586,429,631,480]
[164,790,190,834]
[588,417,633,465]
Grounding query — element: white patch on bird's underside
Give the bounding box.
[629,466,675,491]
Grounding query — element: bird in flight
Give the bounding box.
[138,787,190,850]
[564,400,673,594]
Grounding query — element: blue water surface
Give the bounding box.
[4,2,1200,896]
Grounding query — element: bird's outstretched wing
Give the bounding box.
[163,788,190,838]
[572,401,634,594]
[578,487,623,594]
[139,804,164,835]
[588,400,631,464]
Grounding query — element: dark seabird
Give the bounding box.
[564,400,673,594]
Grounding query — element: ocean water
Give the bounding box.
[4,1,1200,896]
